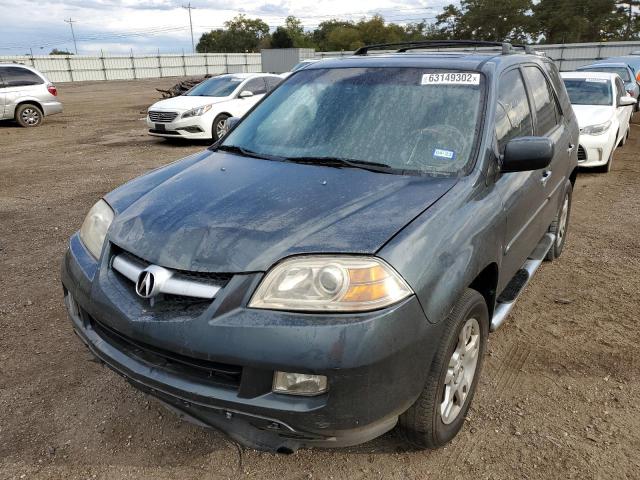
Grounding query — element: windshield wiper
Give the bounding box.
[216,144,287,162]
[283,156,394,173]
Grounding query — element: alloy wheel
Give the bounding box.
[21,108,41,126]
[440,317,481,424]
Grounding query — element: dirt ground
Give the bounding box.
[1,78,639,480]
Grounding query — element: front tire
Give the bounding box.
[15,103,43,127]
[546,182,572,261]
[398,288,488,449]
[212,113,230,142]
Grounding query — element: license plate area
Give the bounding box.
[155,123,166,131]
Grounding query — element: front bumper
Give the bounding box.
[577,130,616,168]
[61,235,440,451]
[146,115,210,139]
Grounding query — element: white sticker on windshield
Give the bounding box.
[433,148,456,161]
[585,78,608,83]
[421,73,480,85]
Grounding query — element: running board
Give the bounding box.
[490,233,556,331]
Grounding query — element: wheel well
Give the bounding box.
[569,166,578,187]
[469,263,499,319]
[15,100,43,119]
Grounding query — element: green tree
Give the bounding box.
[534,0,628,42]
[271,27,294,48]
[50,48,73,55]
[196,14,269,52]
[312,20,356,50]
[436,0,533,42]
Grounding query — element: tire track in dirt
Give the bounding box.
[440,340,531,471]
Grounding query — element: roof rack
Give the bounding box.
[353,40,536,56]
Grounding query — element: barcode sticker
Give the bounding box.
[421,73,480,85]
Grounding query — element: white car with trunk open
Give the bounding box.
[147,73,282,141]
[561,71,636,172]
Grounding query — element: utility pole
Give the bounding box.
[64,18,78,54]
[182,3,196,53]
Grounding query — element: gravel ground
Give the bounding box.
[1,78,639,480]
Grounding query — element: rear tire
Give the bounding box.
[15,103,43,127]
[398,288,488,449]
[212,113,230,142]
[545,182,572,261]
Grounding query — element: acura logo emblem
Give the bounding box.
[135,270,156,298]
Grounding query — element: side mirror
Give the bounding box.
[238,90,254,98]
[226,116,241,131]
[618,95,637,107]
[501,137,554,173]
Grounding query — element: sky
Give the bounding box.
[0,0,451,56]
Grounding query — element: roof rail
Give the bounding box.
[353,40,535,56]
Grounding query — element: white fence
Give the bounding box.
[0,53,262,83]
[3,41,640,83]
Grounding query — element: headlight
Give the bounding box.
[249,256,413,312]
[181,104,213,118]
[79,199,114,259]
[582,120,612,136]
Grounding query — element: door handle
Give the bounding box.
[541,169,552,185]
[567,143,575,154]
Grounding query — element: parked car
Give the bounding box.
[0,63,62,127]
[577,62,639,110]
[63,41,578,453]
[592,53,640,86]
[146,73,282,141]
[280,59,320,78]
[561,71,636,172]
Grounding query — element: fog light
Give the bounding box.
[272,371,328,396]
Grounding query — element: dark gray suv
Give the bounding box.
[62,40,579,452]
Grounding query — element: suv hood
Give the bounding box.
[572,105,614,129]
[149,95,232,112]
[106,151,457,273]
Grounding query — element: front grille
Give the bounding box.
[149,111,178,123]
[90,316,243,389]
[577,145,587,162]
[109,247,232,309]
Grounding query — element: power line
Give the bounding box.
[64,18,78,54]
[182,3,196,53]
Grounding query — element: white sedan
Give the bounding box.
[147,73,282,141]
[561,71,636,172]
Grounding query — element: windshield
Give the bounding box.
[221,68,484,176]
[563,78,613,106]
[580,66,631,82]
[186,76,242,97]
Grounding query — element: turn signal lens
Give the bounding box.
[249,256,413,312]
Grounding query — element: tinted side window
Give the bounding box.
[523,66,559,135]
[495,68,534,153]
[265,76,281,91]
[0,67,43,87]
[543,61,571,115]
[243,77,267,95]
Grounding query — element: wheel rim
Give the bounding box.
[440,317,481,425]
[216,119,228,138]
[557,194,569,246]
[21,108,40,126]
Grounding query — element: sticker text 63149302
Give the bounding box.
[421,73,480,86]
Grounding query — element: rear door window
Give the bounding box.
[495,68,534,153]
[243,77,267,95]
[523,66,559,135]
[265,76,281,92]
[0,67,43,87]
